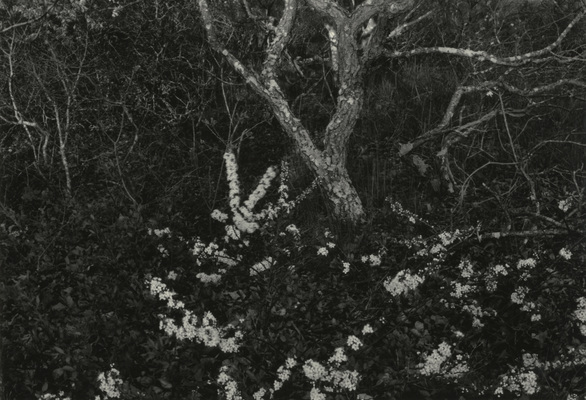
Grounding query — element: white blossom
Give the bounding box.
[559,247,572,260]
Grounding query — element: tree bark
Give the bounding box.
[196,0,410,223]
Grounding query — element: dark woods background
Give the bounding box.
[0,0,585,399]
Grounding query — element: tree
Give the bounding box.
[195,0,586,224]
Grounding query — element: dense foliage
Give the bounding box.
[1,0,585,399]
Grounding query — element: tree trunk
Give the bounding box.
[196,0,408,223]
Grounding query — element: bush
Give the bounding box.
[3,151,585,400]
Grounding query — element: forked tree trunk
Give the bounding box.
[196,0,413,223]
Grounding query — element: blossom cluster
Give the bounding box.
[361,253,381,266]
[250,332,367,400]
[558,197,572,212]
[297,331,370,399]
[147,227,171,237]
[417,342,469,379]
[96,365,123,399]
[390,225,472,268]
[383,270,425,297]
[516,257,537,281]
[217,366,242,400]
[461,300,496,328]
[575,297,586,336]
[559,247,572,260]
[149,277,243,353]
[387,199,429,225]
[38,392,71,400]
[494,366,539,397]
[215,150,318,237]
[484,263,509,292]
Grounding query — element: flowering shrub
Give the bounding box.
[10,150,584,400]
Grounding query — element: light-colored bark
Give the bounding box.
[196,0,413,223]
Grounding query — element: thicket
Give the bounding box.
[1,0,585,399]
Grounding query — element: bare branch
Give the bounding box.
[196,0,322,163]
[261,0,297,81]
[385,8,586,65]
[387,9,433,40]
[401,77,586,156]
[400,83,496,156]
[477,228,581,241]
[305,0,349,25]
[351,0,415,32]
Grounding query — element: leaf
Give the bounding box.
[357,394,374,400]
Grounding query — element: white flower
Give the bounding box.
[347,335,363,350]
[167,271,178,280]
[575,297,586,322]
[97,365,122,398]
[531,313,541,321]
[303,360,327,381]
[285,224,300,238]
[285,358,297,369]
[511,286,528,304]
[458,259,474,278]
[383,270,424,297]
[310,387,326,400]
[342,262,350,274]
[329,347,347,364]
[558,198,571,212]
[368,254,381,266]
[328,369,360,391]
[211,209,229,223]
[362,324,374,335]
[326,242,336,249]
[430,243,445,254]
[493,264,509,276]
[217,367,242,400]
[276,366,291,381]
[522,353,541,368]
[253,388,266,400]
[196,272,222,285]
[317,247,329,256]
[559,247,572,260]
[450,282,472,299]
[157,244,169,257]
[517,258,536,269]
[191,238,206,256]
[418,342,452,376]
[148,227,172,237]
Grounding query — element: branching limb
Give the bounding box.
[261,0,297,81]
[477,228,582,241]
[401,78,586,157]
[400,83,497,155]
[387,10,433,40]
[384,8,586,65]
[196,0,323,167]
